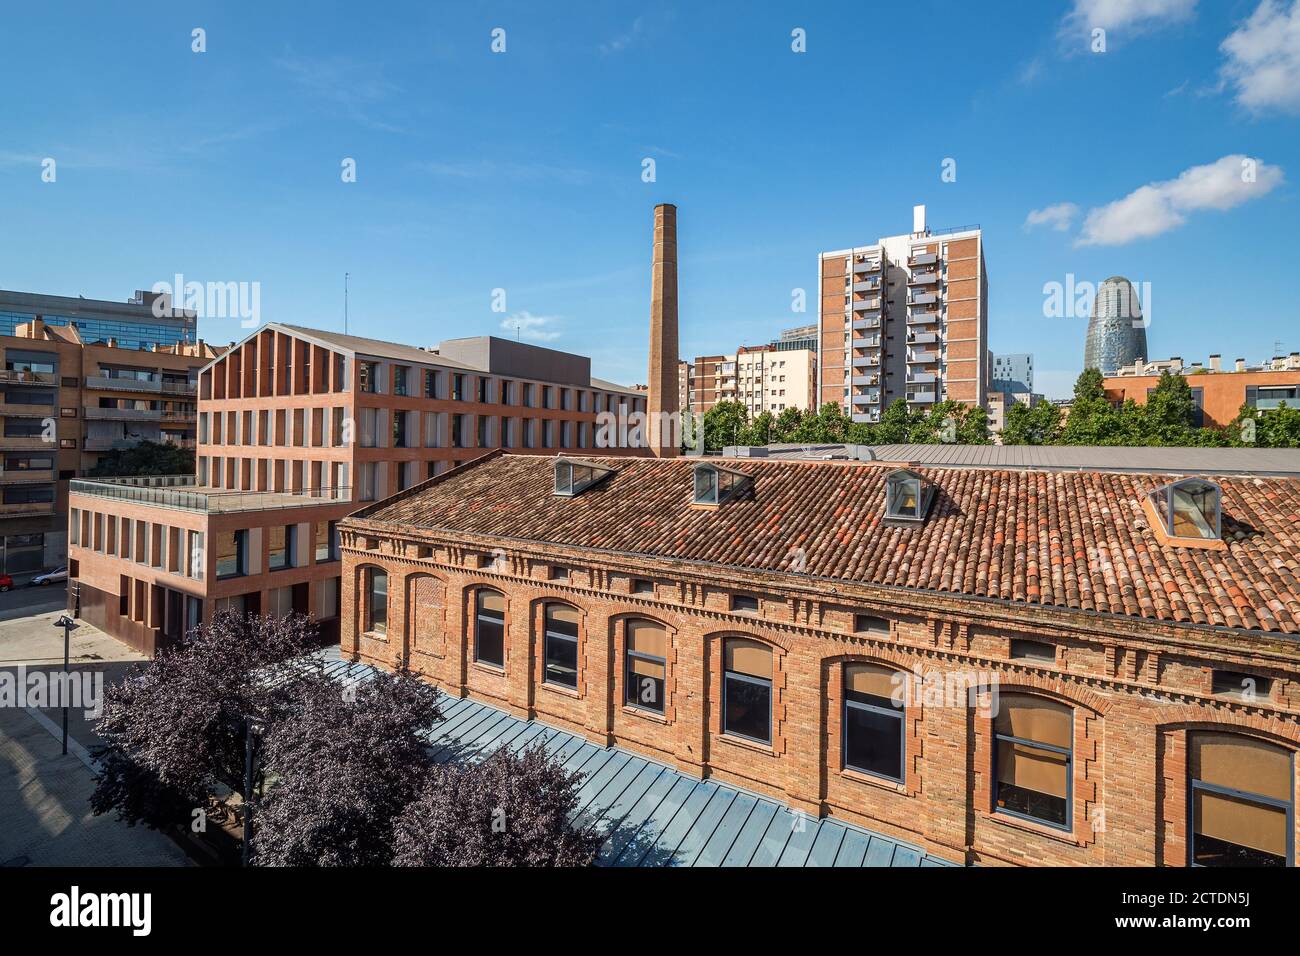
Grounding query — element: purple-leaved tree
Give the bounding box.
[391,743,602,867]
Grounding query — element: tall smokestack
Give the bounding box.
[647,203,680,457]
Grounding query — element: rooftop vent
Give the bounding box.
[884,468,934,523]
[553,457,617,497]
[1147,477,1221,542]
[692,462,751,507]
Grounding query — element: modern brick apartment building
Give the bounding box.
[1105,353,1300,430]
[686,345,816,416]
[340,448,1300,867]
[1,316,219,573]
[818,205,988,423]
[66,323,647,652]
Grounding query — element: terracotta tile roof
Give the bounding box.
[351,454,1300,635]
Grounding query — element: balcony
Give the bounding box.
[84,375,197,395]
[907,309,940,326]
[852,411,882,424]
[0,436,53,450]
[83,406,162,422]
[907,330,938,345]
[852,259,882,274]
[852,334,881,348]
[851,354,879,370]
[852,278,882,293]
[906,390,937,404]
[907,349,940,365]
[907,371,937,385]
[0,370,57,386]
[909,252,938,267]
[852,390,881,405]
[0,403,56,418]
[83,437,141,451]
[851,375,878,386]
[908,291,938,307]
[852,317,880,331]
[852,298,883,313]
[0,501,56,517]
[69,475,354,515]
[908,271,939,286]
[0,468,55,483]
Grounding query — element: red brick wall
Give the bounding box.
[340,530,1300,867]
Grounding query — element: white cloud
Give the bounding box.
[1024,203,1080,232]
[600,17,645,55]
[1061,0,1196,36]
[1076,154,1284,246]
[1219,0,1300,115]
[500,311,562,342]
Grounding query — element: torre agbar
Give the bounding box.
[65,322,648,653]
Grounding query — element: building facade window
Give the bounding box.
[625,619,667,713]
[474,589,506,667]
[268,525,293,571]
[993,694,1072,828]
[723,638,772,744]
[843,663,905,782]
[542,603,579,689]
[366,567,387,635]
[215,529,247,579]
[1189,732,1292,867]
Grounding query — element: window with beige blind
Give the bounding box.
[993,694,1072,828]
[366,568,387,636]
[543,604,579,689]
[1190,732,1292,867]
[723,638,772,744]
[475,589,506,667]
[625,620,667,713]
[844,663,905,782]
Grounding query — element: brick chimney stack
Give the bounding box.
[647,203,680,457]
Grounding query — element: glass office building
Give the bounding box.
[1084,276,1148,376]
[0,290,197,350]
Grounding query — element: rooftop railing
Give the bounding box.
[69,475,353,514]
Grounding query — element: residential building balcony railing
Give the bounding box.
[84,375,197,395]
[907,349,940,364]
[83,437,143,451]
[0,403,57,418]
[0,502,56,517]
[852,298,882,312]
[83,406,162,422]
[0,370,57,386]
[907,309,940,325]
[851,354,879,369]
[852,278,882,293]
[906,389,937,404]
[69,475,354,514]
[852,259,882,274]
[908,252,938,267]
[851,375,878,387]
[907,330,939,345]
[0,436,53,450]
[0,468,55,483]
[907,371,937,385]
[852,390,881,405]
[908,291,938,306]
[852,411,882,424]
[852,335,881,349]
[908,271,939,286]
[852,317,881,331]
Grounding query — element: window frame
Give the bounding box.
[722,639,773,745]
[473,589,506,669]
[842,664,906,784]
[365,567,388,636]
[991,696,1074,832]
[542,603,580,690]
[624,620,668,715]
[1188,733,1294,868]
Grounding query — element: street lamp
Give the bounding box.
[52,615,78,755]
[241,713,265,867]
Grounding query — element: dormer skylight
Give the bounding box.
[553,457,616,497]
[884,468,934,523]
[692,462,751,506]
[1149,477,1222,541]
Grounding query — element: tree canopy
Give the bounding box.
[87,439,195,478]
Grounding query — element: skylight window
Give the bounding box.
[692,462,751,506]
[553,457,616,497]
[1150,477,1221,541]
[884,469,934,523]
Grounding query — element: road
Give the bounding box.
[0,581,67,623]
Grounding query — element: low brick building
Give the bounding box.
[340,449,1300,867]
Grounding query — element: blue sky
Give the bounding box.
[2,0,1298,398]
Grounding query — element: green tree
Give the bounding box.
[771,407,804,443]
[908,401,990,444]
[88,439,195,478]
[740,410,776,446]
[1230,402,1300,448]
[1139,370,1199,445]
[999,400,1062,445]
[871,399,919,445]
[702,400,748,451]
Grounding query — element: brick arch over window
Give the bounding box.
[404,571,447,661]
[822,652,920,797]
[531,597,588,696]
[704,631,788,755]
[970,681,1103,849]
[1154,716,1299,868]
[463,583,508,670]
[608,611,679,725]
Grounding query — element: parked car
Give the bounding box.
[0,574,12,592]
[29,567,67,587]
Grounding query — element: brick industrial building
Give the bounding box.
[1,310,219,573]
[341,448,1300,867]
[66,322,648,653]
[1105,353,1300,430]
[818,205,988,423]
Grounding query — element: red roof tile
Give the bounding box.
[352,454,1300,634]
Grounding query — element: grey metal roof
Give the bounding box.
[742,443,1300,477]
[318,649,956,868]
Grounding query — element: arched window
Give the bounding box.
[474,589,506,667]
[543,603,579,689]
[993,694,1072,828]
[844,663,905,782]
[365,568,387,635]
[723,638,772,744]
[625,620,667,713]
[1190,732,1293,867]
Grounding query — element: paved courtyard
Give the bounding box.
[0,605,190,868]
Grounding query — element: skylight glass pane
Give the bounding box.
[694,467,718,503]
[1170,482,1219,539]
[554,462,572,495]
